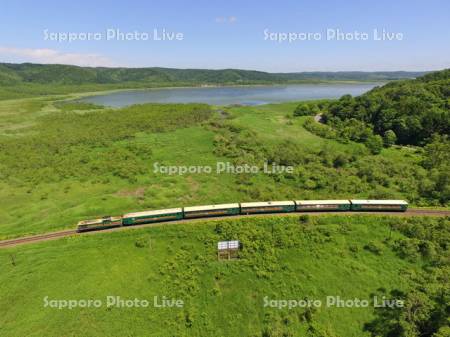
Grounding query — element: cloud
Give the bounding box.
[215,16,237,24]
[0,46,118,67]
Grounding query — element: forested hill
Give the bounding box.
[276,71,426,82]
[323,69,450,145]
[0,62,426,86]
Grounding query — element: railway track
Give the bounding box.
[0,230,77,248]
[0,209,448,249]
[403,209,450,216]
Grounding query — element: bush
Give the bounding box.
[303,117,337,139]
[299,215,310,224]
[294,103,319,117]
[383,130,397,147]
[333,154,349,168]
[364,241,383,255]
[365,135,384,154]
[348,245,359,253]
[392,238,421,261]
[135,236,151,248]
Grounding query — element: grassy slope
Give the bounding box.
[0,215,422,337]
[230,102,352,150]
[0,96,430,239]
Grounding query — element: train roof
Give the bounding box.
[77,216,122,225]
[350,200,408,205]
[123,208,183,218]
[77,218,103,226]
[240,201,295,207]
[184,203,240,212]
[296,200,350,205]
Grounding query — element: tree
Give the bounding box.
[365,135,384,154]
[383,130,397,147]
[294,103,319,117]
[422,134,450,169]
[294,104,310,116]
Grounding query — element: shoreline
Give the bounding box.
[71,81,385,107]
[0,80,386,104]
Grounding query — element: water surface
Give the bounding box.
[81,83,382,107]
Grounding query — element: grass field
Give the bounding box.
[0,89,448,337]
[0,94,445,239]
[0,215,437,337]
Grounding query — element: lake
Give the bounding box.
[81,83,382,107]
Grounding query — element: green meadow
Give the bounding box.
[1,215,448,337]
[0,94,445,239]
[0,84,448,337]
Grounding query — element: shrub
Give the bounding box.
[383,130,397,147]
[365,135,384,154]
[294,103,319,117]
[333,154,349,168]
[392,238,421,261]
[364,241,383,255]
[135,236,151,248]
[299,215,310,224]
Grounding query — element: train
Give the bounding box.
[76,199,408,232]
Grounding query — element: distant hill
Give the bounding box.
[0,62,427,86]
[275,71,427,82]
[0,62,432,100]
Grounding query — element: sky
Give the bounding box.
[0,0,449,72]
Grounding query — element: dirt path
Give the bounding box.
[0,209,448,249]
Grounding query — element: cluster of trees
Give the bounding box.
[297,70,449,150]
[303,116,387,154]
[322,69,450,146]
[420,135,450,204]
[293,102,320,116]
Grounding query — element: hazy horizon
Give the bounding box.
[0,61,442,74]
